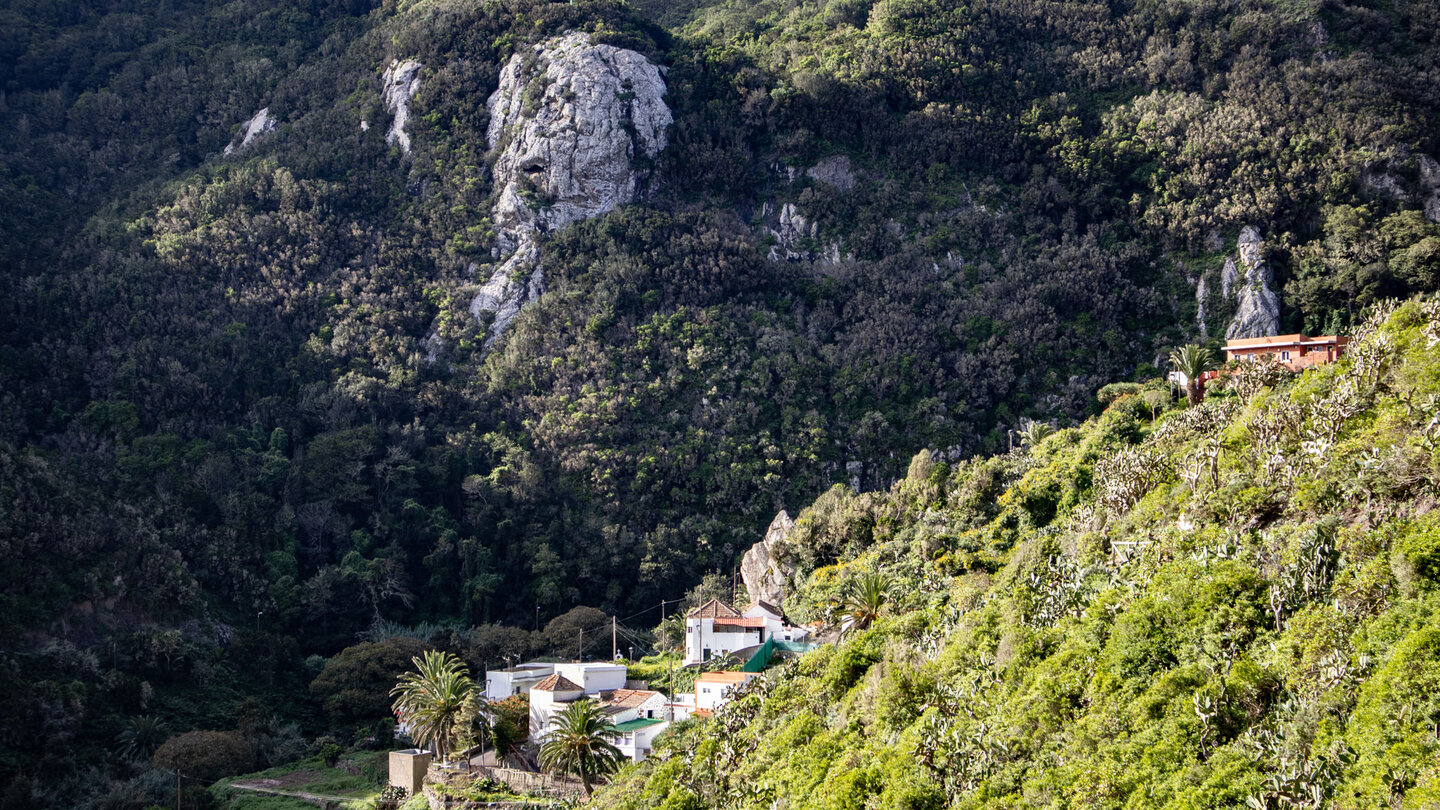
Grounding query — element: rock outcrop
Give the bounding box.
[1194,272,1209,338]
[1224,226,1281,340]
[223,107,276,155]
[470,32,671,346]
[806,155,855,191]
[740,511,798,608]
[1420,155,1440,225]
[382,59,422,154]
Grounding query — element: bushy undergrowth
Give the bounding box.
[596,298,1440,809]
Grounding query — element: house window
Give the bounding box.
[703,648,711,661]
[1281,350,1290,361]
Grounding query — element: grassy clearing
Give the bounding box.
[212,752,388,808]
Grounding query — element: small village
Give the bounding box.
[373,331,1354,808]
[380,596,822,805]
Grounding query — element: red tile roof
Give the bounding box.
[532,674,583,692]
[598,688,663,710]
[698,671,754,684]
[713,617,767,629]
[1224,333,1346,349]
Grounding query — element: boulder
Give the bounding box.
[223,107,276,155]
[806,155,855,191]
[740,511,797,607]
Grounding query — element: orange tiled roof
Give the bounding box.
[599,688,663,710]
[687,598,741,619]
[698,671,753,684]
[693,708,714,718]
[1224,334,1346,349]
[532,674,583,692]
[713,617,767,629]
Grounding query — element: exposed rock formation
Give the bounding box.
[470,242,543,342]
[1194,272,1209,338]
[761,200,851,264]
[382,59,422,154]
[766,202,817,261]
[1421,155,1440,225]
[470,32,671,346]
[806,156,855,191]
[1224,226,1281,340]
[223,108,276,155]
[740,511,798,608]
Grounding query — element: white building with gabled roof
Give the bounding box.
[683,598,810,665]
[695,670,759,711]
[527,671,674,762]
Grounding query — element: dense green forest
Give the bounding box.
[597,297,1440,810]
[1,0,1439,804]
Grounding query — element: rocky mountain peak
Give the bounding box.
[470,32,672,346]
[1224,226,1281,340]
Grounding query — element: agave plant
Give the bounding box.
[390,650,473,765]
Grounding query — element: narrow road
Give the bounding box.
[224,780,360,807]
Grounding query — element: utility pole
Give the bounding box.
[578,628,583,662]
[612,616,617,660]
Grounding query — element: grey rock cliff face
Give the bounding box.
[470,32,671,346]
[1224,226,1281,340]
[224,108,276,155]
[740,511,798,608]
[1420,155,1440,225]
[383,59,422,154]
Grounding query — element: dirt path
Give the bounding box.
[225,780,359,807]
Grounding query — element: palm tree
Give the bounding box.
[1017,419,1055,449]
[390,651,473,765]
[116,715,168,761]
[538,699,625,796]
[1169,345,1217,406]
[837,570,893,636]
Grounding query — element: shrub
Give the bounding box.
[152,730,254,783]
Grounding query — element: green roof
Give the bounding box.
[613,718,666,733]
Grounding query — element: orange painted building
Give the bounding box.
[1223,334,1349,371]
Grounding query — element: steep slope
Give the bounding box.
[597,297,1440,809]
[1,0,1440,804]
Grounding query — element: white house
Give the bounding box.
[486,660,627,700]
[600,688,670,762]
[683,599,810,665]
[484,662,555,699]
[694,671,759,711]
[527,673,586,741]
[530,677,673,762]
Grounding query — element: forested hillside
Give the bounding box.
[1,0,1439,804]
[598,298,1440,810]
